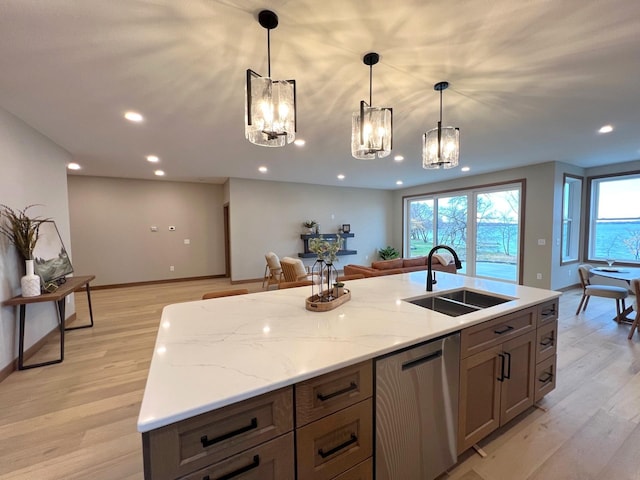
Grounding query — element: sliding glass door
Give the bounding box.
[405,183,522,283]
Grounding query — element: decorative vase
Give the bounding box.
[21,259,41,297]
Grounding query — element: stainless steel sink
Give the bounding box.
[405,289,513,317]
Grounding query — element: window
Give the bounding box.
[588,173,640,263]
[561,174,582,264]
[405,182,522,283]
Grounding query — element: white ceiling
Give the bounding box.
[1,0,639,189]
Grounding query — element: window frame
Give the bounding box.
[403,179,525,284]
[560,174,583,266]
[585,170,640,265]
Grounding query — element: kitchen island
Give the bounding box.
[138,271,560,479]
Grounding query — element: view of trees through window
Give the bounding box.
[589,174,640,263]
[406,184,521,282]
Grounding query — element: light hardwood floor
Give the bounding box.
[0,279,638,480]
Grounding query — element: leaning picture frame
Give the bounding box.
[33,221,74,288]
[342,224,351,233]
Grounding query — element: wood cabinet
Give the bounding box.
[142,362,373,480]
[458,302,557,454]
[295,360,373,480]
[142,387,294,480]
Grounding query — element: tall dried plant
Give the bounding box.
[0,204,49,260]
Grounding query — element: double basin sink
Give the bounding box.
[405,288,514,317]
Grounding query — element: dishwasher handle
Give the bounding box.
[401,349,442,371]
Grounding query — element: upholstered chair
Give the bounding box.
[575,264,628,323]
[263,252,283,289]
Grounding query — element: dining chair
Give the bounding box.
[202,288,249,300]
[263,252,283,289]
[628,278,639,339]
[280,257,317,283]
[575,264,629,323]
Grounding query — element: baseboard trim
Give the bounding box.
[0,313,77,382]
[557,283,580,292]
[92,275,225,290]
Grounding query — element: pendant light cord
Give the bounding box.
[369,63,373,105]
[266,29,271,77]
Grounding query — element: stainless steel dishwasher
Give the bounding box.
[375,332,460,480]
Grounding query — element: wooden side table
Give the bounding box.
[2,275,96,370]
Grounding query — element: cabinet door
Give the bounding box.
[458,346,502,454]
[500,331,536,425]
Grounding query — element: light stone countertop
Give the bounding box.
[137,271,560,433]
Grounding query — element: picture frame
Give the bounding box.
[33,220,74,287]
[342,224,351,233]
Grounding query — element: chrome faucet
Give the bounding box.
[426,245,463,291]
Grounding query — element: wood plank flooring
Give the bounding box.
[0,279,638,480]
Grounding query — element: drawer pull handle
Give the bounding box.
[540,338,554,347]
[318,433,358,459]
[200,418,258,448]
[538,372,554,385]
[317,382,358,401]
[494,325,514,335]
[203,455,260,480]
[541,308,555,317]
[401,350,442,371]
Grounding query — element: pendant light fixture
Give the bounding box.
[422,81,460,169]
[351,52,392,159]
[245,10,296,147]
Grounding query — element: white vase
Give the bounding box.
[21,259,41,297]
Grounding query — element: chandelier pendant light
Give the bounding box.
[245,10,296,147]
[422,81,460,169]
[351,52,393,159]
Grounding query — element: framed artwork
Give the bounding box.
[33,221,74,287]
[342,224,351,233]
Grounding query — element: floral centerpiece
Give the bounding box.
[308,237,343,301]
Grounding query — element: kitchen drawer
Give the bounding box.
[296,360,372,427]
[460,307,536,358]
[534,355,556,402]
[332,458,373,480]
[297,399,373,480]
[142,387,293,480]
[537,299,559,326]
[536,320,557,362]
[180,432,294,480]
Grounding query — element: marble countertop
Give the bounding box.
[137,272,560,432]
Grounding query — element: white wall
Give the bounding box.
[67,176,226,286]
[228,178,394,281]
[0,107,73,371]
[392,162,556,288]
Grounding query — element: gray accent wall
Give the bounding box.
[0,107,73,371]
[67,176,226,286]
[228,178,394,281]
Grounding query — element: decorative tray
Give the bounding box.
[305,290,351,312]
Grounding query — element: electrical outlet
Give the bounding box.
[150,226,158,232]
[184,239,190,245]
[536,273,542,280]
[537,239,546,246]
[170,266,175,272]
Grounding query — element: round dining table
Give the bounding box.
[591,266,640,322]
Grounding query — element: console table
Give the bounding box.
[2,275,95,370]
[298,233,357,258]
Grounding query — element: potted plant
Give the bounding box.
[378,245,400,260]
[333,282,345,297]
[302,220,317,234]
[0,204,49,297]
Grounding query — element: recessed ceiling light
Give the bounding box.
[394,155,404,162]
[154,170,165,176]
[67,162,81,170]
[259,166,268,173]
[396,180,403,185]
[598,124,613,134]
[337,174,345,180]
[124,111,144,123]
[461,166,470,172]
[294,139,306,146]
[146,155,159,163]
